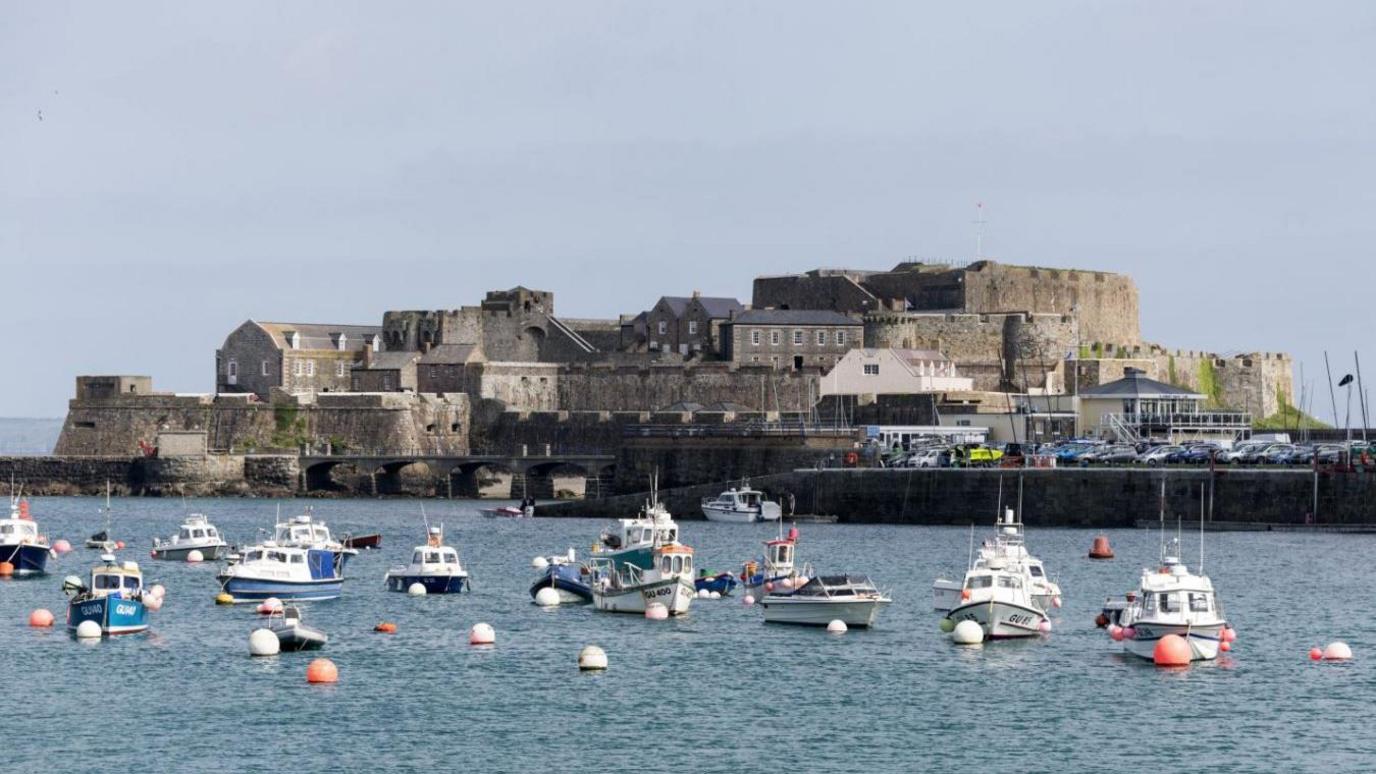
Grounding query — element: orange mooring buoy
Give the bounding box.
[1088,535,1114,560]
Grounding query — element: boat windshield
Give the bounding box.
[266,551,288,563]
[123,575,140,591]
[93,574,122,590]
[966,575,993,589]
[442,550,458,563]
[207,528,218,538]
[1188,592,1211,612]
[425,551,441,564]
[997,576,1022,589]
[179,528,193,540]
[246,550,264,562]
[1028,565,1044,577]
[412,550,424,564]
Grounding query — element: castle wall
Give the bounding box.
[1069,347,1294,418]
[555,363,823,412]
[469,363,560,411]
[960,262,1140,345]
[864,312,1075,392]
[751,273,878,313]
[55,390,469,457]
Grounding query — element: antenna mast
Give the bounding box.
[973,201,988,260]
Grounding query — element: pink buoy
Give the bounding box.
[1109,625,1125,642]
[144,595,163,612]
[28,609,54,627]
[1222,627,1237,643]
[53,539,72,554]
[1323,642,1353,661]
[764,582,774,593]
[1052,597,1062,609]
[115,541,125,550]
[1309,647,1324,661]
[1219,641,1231,653]
[742,595,755,606]
[1037,620,1052,635]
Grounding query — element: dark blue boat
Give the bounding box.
[384,526,470,594]
[694,571,739,596]
[1,496,50,576]
[0,542,49,576]
[529,561,593,603]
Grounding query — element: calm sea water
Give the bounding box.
[4,497,1372,772]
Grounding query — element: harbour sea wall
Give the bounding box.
[541,468,1376,527]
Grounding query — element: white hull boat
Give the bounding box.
[589,541,696,617]
[151,513,228,561]
[701,484,783,523]
[761,575,891,628]
[1121,621,1225,661]
[592,575,695,615]
[947,598,1047,640]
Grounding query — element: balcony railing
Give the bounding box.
[1104,411,1252,429]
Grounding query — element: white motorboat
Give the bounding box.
[216,511,356,602]
[151,513,228,561]
[701,484,783,523]
[266,605,328,651]
[384,525,470,594]
[591,487,680,574]
[1111,544,1228,662]
[944,552,1049,640]
[589,542,696,616]
[933,481,1061,612]
[0,492,50,576]
[480,504,532,519]
[761,575,891,628]
[1107,481,1229,662]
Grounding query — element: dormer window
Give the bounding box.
[335,333,347,351]
[288,332,301,350]
[370,335,381,353]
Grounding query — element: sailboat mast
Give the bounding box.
[1199,482,1205,572]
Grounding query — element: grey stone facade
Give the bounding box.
[216,321,382,398]
[641,294,744,357]
[720,310,862,370]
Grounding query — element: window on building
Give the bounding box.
[769,330,781,346]
[337,334,347,351]
[816,330,827,346]
[227,360,238,377]
[293,360,302,377]
[688,320,698,335]
[336,361,346,378]
[836,331,847,346]
[306,360,315,377]
[289,332,300,350]
[657,321,667,335]
[863,363,880,376]
[792,330,803,346]
[751,330,761,346]
[261,360,270,376]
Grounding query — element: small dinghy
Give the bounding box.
[479,505,531,519]
[694,571,738,596]
[529,549,593,604]
[267,606,328,651]
[342,533,382,550]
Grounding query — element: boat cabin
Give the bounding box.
[410,546,461,567]
[178,522,220,543]
[89,559,143,598]
[602,519,677,550]
[0,519,39,543]
[244,547,308,566]
[763,537,796,574]
[656,545,694,577]
[709,488,762,509]
[275,515,334,546]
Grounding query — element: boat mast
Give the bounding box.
[1199,482,1205,573]
[1158,476,1166,563]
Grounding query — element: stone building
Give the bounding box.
[719,310,862,370]
[819,348,973,396]
[382,287,606,364]
[417,344,483,394]
[216,321,382,398]
[638,293,745,356]
[754,260,1140,346]
[350,351,421,392]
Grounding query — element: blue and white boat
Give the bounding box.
[694,571,738,596]
[385,525,470,594]
[0,494,50,576]
[216,512,356,602]
[529,549,592,603]
[64,555,150,635]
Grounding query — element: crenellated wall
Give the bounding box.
[1068,346,1294,417]
[864,311,1076,391]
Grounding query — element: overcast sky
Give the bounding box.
[3,2,1373,421]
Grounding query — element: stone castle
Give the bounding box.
[55,259,1293,461]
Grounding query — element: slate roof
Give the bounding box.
[692,297,746,319]
[356,351,421,371]
[727,310,861,326]
[1079,368,1204,398]
[256,321,382,351]
[418,344,482,365]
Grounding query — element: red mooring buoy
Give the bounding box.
[1088,535,1115,560]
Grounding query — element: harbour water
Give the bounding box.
[4,497,1372,771]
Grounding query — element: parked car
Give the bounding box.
[1081,444,1139,465]
[1258,444,1299,465]
[906,448,949,468]
[1220,441,1269,464]
[1053,443,1098,463]
[1180,444,1222,464]
[1139,445,1185,466]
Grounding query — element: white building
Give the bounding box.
[820,348,973,397]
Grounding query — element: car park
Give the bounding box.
[1138,445,1185,466]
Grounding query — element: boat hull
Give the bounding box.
[760,596,889,627]
[1122,622,1226,662]
[66,595,148,635]
[0,543,49,576]
[593,576,694,615]
[528,564,593,603]
[151,543,227,561]
[272,625,328,651]
[702,502,783,523]
[385,573,469,594]
[947,599,1047,639]
[342,533,382,550]
[219,576,345,602]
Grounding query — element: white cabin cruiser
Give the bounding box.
[761,574,891,627]
[588,542,696,616]
[944,553,1048,640]
[385,525,470,594]
[0,495,49,576]
[591,490,680,574]
[216,512,356,602]
[934,506,1061,613]
[1111,541,1228,662]
[701,484,783,523]
[151,513,228,561]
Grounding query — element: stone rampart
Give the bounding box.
[555,362,823,412]
[864,311,1075,391]
[1071,346,1294,416]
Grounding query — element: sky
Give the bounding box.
[2,2,1374,420]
